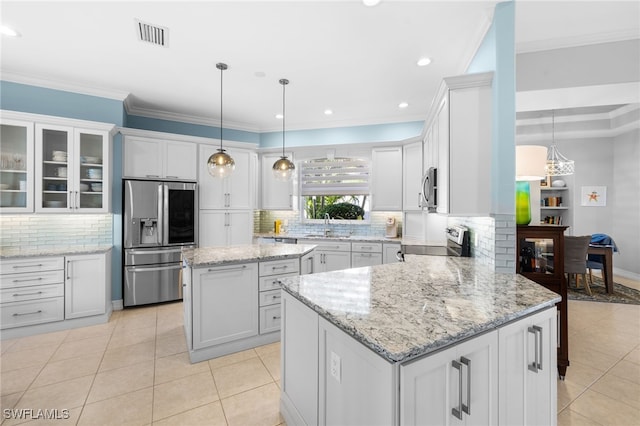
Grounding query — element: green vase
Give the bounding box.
[515,181,531,225]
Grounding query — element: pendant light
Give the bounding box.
[207,62,235,178]
[545,110,574,176]
[272,78,295,181]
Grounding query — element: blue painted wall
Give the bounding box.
[466,1,516,216]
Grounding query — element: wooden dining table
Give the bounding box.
[588,244,614,294]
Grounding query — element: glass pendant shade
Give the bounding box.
[515,181,531,225]
[272,156,295,181]
[207,149,235,179]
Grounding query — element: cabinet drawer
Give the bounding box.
[312,241,351,252]
[259,304,281,334]
[351,242,383,253]
[259,272,299,291]
[0,270,65,289]
[259,289,282,307]
[1,297,64,329]
[0,257,64,275]
[0,283,64,303]
[259,258,300,277]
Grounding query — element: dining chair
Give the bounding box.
[564,235,592,295]
[587,234,618,285]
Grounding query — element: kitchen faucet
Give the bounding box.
[324,213,331,237]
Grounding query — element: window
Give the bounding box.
[300,158,370,221]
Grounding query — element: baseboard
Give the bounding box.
[111,299,124,311]
[613,268,640,282]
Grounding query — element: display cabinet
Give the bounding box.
[0,119,34,212]
[516,224,569,379]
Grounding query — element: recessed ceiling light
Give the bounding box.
[254,71,266,78]
[398,102,409,109]
[275,114,283,119]
[417,57,432,67]
[0,25,20,37]
[324,109,333,115]
[362,0,381,6]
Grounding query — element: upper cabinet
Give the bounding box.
[371,147,402,211]
[261,153,294,210]
[199,145,254,210]
[426,72,493,216]
[402,141,423,211]
[123,136,197,181]
[0,119,34,213]
[35,124,110,213]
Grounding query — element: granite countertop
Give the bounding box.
[182,244,317,268]
[279,255,560,364]
[255,232,401,244]
[0,245,113,258]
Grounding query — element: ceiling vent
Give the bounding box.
[135,20,168,47]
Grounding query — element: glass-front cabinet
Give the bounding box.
[0,120,34,212]
[35,124,109,213]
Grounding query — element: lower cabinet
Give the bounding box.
[258,257,300,334]
[498,307,557,426]
[65,252,108,319]
[400,330,498,426]
[383,243,401,263]
[280,292,557,426]
[297,240,351,273]
[192,263,259,349]
[351,242,383,268]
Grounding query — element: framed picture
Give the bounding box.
[581,186,607,207]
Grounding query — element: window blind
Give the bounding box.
[300,158,370,196]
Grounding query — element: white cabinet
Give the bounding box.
[383,242,401,263]
[371,147,403,211]
[351,242,382,267]
[300,250,316,274]
[298,239,351,273]
[430,73,493,215]
[199,145,253,210]
[403,141,423,211]
[400,330,498,426]
[0,119,34,212]
[258,258,300,335]
[192,263,258,349]
[199,210,252,247]
[261,152,294,210]
[35,124,110,212]
[64,252,109,319]
[123,136,197,180]
[498,308,557,426]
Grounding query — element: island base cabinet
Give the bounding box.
[281,291,319,426]
[318,317,396,426]
[192,263,258,350]
[498,307,557,426]
[400,330,498,426]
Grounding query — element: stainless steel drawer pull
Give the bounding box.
[272,315,281,320]
[209,265,247,273]
[12,277,44,283]
[12,264,44,269]
[271,265,288,270]
[272,280,282,285]
[12,291,44,297]
[272,295,281,299]
[13,310,43,317]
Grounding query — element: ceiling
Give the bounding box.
[1,1,639,133]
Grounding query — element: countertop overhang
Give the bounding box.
[279,254,561,363]
[0,245,113,258]
[181,244,317,268]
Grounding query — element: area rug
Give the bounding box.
[567,275,640,305]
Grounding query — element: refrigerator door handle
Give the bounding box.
[126,264,182,273]
[159,183,166,246]
[126,248,183,256]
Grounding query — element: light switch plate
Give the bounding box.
[330,351,341,383]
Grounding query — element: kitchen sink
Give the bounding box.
[302,233,350,239]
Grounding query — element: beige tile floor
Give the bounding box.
[0,275,638,426]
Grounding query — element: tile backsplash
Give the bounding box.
[0,214,113,249]
[255,210,403,238]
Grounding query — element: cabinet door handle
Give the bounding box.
[461,356,471,416]
[528,326,543,372]
[12,291,44,297]
[76,190,80,209]
[272,315,281,320]
[166,176,179,179]
[68,191,72,209]
[271,295,281,300]
[66,260,71,280]
[13,310,43,317]
[418,192,422,208]
[452,359,463,420]
[308,257,314,274]
[146,175,161,178]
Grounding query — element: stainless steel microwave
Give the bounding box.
[420,167,437,212]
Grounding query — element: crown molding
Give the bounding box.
[516,29,640,54]
[258,113,427,133]
[117,126,257,150]
[0,109,116,131]
[0,71,130,101]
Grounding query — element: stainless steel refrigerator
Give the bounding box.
[123,180,197,307]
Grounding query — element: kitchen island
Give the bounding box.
[181,243,315,363]
[279,254,561,426]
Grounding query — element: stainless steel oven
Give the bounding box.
[123,180,197,307]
